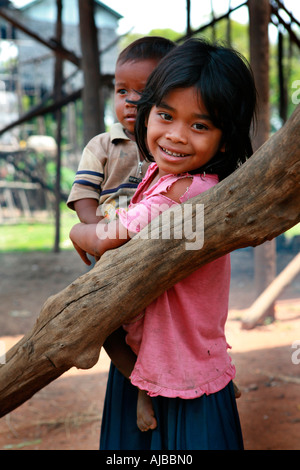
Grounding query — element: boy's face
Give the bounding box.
[114,58,159,139]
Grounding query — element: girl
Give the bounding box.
[70,38,257,450]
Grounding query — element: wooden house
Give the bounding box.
[10,0,122,94]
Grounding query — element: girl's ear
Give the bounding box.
[219,139,226,153]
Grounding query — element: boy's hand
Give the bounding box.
[69,223,99,265]
[71,239,92,266]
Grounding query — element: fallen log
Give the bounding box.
[242,252,300,329]
[0,105,299,418]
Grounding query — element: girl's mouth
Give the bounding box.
[161,146,188,158]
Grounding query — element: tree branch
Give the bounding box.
[0,105,299,418]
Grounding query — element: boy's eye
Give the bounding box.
[158,112,172,121]
[117,89,127,95]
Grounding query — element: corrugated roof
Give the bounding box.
[19,0,123,19]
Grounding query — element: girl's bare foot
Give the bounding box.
[137,389,157,432]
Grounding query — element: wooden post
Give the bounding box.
[78,0,104,145]
[249,0,277,321]
[53,0,63,253]
[242,252,300,329]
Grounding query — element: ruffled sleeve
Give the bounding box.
[117,166,219,235]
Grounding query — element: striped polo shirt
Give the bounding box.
[67,122,149,215]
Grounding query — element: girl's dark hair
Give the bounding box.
[117,36,176,65]
[135,37,257,180]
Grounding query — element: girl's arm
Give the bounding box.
[69,218,131,265]
[70,176,194,265]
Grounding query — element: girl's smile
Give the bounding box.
[146,87,225,178]
[159,146,191,160]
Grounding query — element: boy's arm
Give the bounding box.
[69,219,131,265]
[74,198,103,224]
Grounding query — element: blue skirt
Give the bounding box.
[100,364,244,450]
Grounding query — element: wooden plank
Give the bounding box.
[242,252,300,329]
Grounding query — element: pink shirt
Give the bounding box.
[118,163,235,399]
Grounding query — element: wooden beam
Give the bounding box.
[242,252,300,329]
[0,104,299,418]
[0,8,81,66]
[0,73,114,136]
[270,5,300,49]
[176,1,248,42]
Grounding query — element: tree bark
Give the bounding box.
[0,105,300,418]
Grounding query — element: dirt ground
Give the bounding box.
[0,245,299,450]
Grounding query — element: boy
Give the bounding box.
[67,36,175,224]
[67,36,176,433]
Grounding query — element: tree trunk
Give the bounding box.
[78,0,105,145]
[0,105,300,417]
[53,0,63,253]
[249,0,276,321]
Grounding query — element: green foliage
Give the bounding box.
[285,223,300,239]
[192,19,250,59]
[0,210,77,252]
[148,28,182,42]
[46,161,74,193]
[269,35,300,130]
[119,28,182,51]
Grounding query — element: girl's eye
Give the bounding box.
[158,112,172,121]
[193,122,208,131]
[117,89,127,95]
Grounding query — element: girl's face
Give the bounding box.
[146,87,225,177]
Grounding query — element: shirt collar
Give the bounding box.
[110,122,131,142]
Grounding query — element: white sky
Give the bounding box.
[10,0,300,35]
[106,0,250,34]
[1,0,298,63]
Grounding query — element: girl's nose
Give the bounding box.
[165,124,188,144]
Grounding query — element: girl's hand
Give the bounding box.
[70,220,131,265]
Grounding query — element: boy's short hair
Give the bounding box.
[117,36,175,65]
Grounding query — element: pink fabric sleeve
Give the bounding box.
[117,194,178,234]
[117,172,218,234]
[179,174,218,203]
